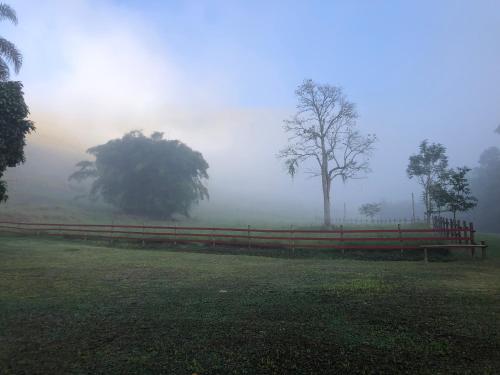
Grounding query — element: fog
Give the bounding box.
[3,0,500,225]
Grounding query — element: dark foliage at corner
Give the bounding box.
[0,81,35,202]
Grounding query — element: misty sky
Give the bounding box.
[3,0,500,219]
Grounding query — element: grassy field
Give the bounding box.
[1,234,499,374]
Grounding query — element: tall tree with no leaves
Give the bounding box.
[279,79,376,226]
[407,140,448,224]
[0,3,22,81]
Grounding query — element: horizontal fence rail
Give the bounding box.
[0,217,476,252]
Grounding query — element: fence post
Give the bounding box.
[141,223,145,247]
[290,225,295,253]
[459,220,462,243]
[110,221,114,245]
[247,225,251,249]
[460,220,467,245]
[211,229,215,248]
[445,219,449,240]
[173,225,177,246]
[450,219,455,243]
[340,225,344,254]
[469,222,475,244]
[481,240,486,260]
[454,219,458,243]
[398,223,403,255]
[455,219,458,243]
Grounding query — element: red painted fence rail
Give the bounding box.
[0,217,475,251]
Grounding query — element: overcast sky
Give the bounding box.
[4,0,500,218]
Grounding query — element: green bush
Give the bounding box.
[0,81,35,202]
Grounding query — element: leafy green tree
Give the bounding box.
[0,3,22,81]
[70,131,209,219]
[407,140,448,224]
[443,167,477,219]
[430,167,477,219]
[0,81,35,202]
[279,79,376,227]
[428,180,449,215]
[358,202,381,219]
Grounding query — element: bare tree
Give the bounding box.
[279,79,376,226]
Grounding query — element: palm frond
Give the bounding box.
[0,57,9,80]
[0,37,22,73]
[0,3,17,25]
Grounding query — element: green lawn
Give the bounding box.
[1,234,499,374]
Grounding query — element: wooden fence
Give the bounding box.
[0,217,475,252]
[432,216,475,245]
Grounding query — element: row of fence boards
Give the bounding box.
[0,219,476,251]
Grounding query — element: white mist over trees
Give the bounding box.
[279,79,376,226]
[0,1,499,232]
[470,129,500,232]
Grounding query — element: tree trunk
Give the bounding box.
[322,173,331,227]
[323,192,331,227]
[424,189,431,225]
[320,140,331,227]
